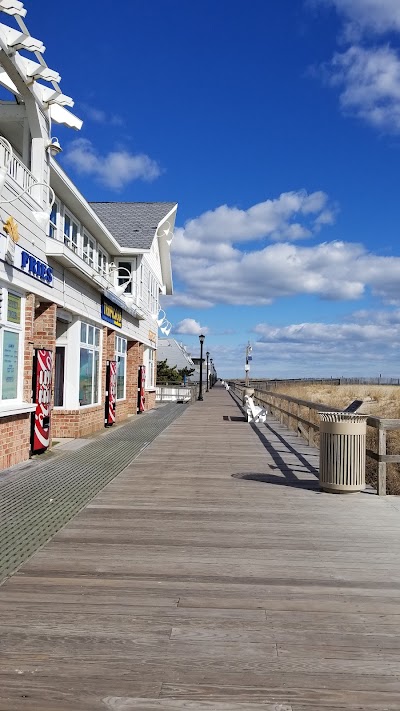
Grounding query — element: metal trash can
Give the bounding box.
[318,412,368,493]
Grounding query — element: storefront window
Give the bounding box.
[2,330,19,399]
[145,347,155,389]
[79,322,100,406]
[7,293,21,324]
[115,335,127,400]
[1,291,22,401]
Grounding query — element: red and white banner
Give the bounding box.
[137,365,146,413]
[31,349,53,453]
[105,360,117,426]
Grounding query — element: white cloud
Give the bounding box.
[314,1,400,134]
[178,190,335,245]
[81,104,124,126]
[248,310,400,377]
[173,239,367,306]
[63,138,161,189]
[317,0,400,38]
[171,190,400,307]
[254,320,399,344]
[162,293,214,309]
[174,318,209,336]
[193,320,400,377]
[326,45,400,133]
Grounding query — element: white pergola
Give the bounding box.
[0,0,82,131]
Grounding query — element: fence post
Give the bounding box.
[296,403,300,436]
[378,426,387,496]
[308,407,314,446]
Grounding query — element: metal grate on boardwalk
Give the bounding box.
[0,404,186,583]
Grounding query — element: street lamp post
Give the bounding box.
[210,358,214,387]
[206,351,210,392]
[198,334,205,401]
[245,342,252,387]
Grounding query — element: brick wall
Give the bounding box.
[146,390,156,410]
[33,301,57,349]
[52,404,104,439]
[0,414,31,469]
[23,293,35,401]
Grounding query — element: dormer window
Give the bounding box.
[117,259,137,297]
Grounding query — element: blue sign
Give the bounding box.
[101,295,122,328]
[248,355,252,361]
[21,250,53,286]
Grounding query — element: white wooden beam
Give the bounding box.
[41,88,73,107]
[0,8,81,131]
[8,33,45,53]
[49,104,83,131]
[18,56,61,83]
[0,1,26,18]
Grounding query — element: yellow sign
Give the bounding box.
[3,217,19,242]
[148,330,157,342]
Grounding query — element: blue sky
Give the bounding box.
[26,0,400,377]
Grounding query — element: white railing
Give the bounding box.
[0,136,38,199]
[156,385,198,403]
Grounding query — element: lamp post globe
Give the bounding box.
[198,334,205,401]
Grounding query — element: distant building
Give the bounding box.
[192,356,217,386]
[157,339,195,379]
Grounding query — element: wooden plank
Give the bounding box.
[378,427,387,496]
[0,682,162,711]
[0,387,399,708]
[161,680,400,707]
[103,701,293,710]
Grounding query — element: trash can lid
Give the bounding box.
[318,411,369,422]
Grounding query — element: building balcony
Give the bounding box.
[0,136,40,205]
[46,236,146,320]
[45,236,109,290]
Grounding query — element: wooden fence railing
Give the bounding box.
[229,383,400,496]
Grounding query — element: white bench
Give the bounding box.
[244,395,267,424]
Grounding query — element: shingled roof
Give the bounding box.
[89,202,177,250]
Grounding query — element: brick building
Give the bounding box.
[0,4,176,470]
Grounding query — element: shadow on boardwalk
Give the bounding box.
[0,385,400,710]
[229,391,321,492]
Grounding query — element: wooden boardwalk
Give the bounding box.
[1,386,400,710]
